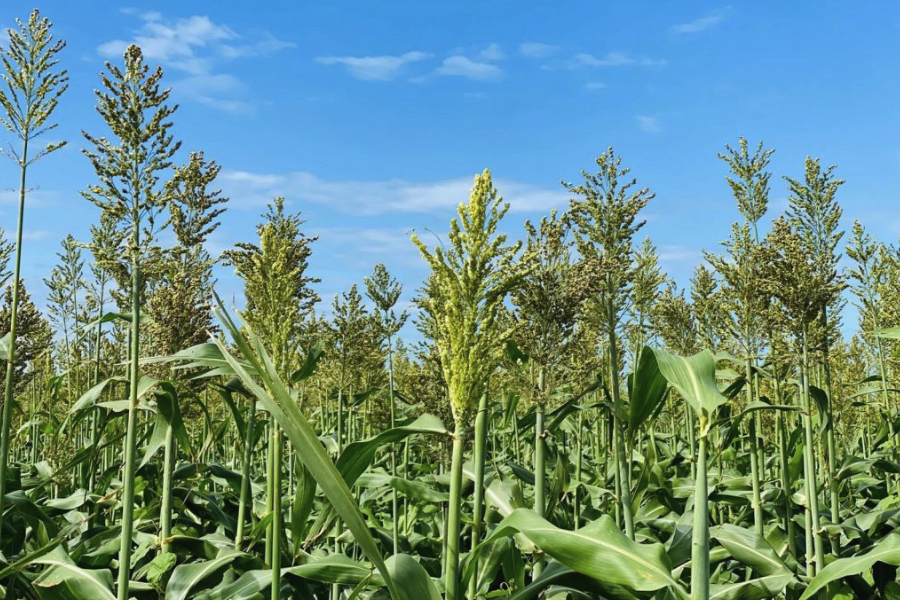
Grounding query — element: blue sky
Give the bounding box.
[1,2,899,337]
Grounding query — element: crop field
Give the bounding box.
[0,6,898,600]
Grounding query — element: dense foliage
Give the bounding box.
[2,9,900,600]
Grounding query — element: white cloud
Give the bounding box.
[219,170,562,214]
[479,43,505,61]
[436,56,502,80]
[519,42,558,58]
[584,81,607,90]
[315,50,432,81]
[636,115,662,133]
[99,11,293,112]
[573,51,666,68]
[3,229,50,242]
[658,244,700,262]
[672,7,732,34]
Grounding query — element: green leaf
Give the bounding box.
[166,549,242,600]
[31,546,115,600]
[653,348,727,433]
[710,524,791,577]
[69,377,127,413]
[212,294,400,600]
[384,554,441,600]
[140,383,192,469]
[809,385,830,435]
[710,574,795,600]
[291,342,325,383]
[872,327,900,340]
[336,415,449,487]
[627,346,669,438]
[799,533,900,600]
[466,509,685,596]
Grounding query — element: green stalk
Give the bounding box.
[574,409,584,527]
[387,333,399,556]
[605,282,634,540]
[820,306,839,544]
[235,398,257,550]
[800,322,825,575]
[160,416,176,552]
[271,426,283,600]
[0,138,29,543]
[686,408,697,480]
[691,433,709,600]
[117,214,141,600]
[774,377,796,559]
[445,421,466,600]
[533,401,546,579]
[468,393,488,599]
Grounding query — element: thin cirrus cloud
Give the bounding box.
[671,7,732,35]
[636,115,662,133]
[317,44,504,82]
[572,51,666,68]
[219,169,563,215]
[314,51,433,81]
[436,55,503,80]
[97,10,294,114]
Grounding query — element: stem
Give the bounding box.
[800,322,825,575]
[0,137,29,543]
[533,402,546,579]
[271,426,282,600]
[235,398,257,549]
[691,433,709,600]
[387,333,399,556]
[468,394,488,599]
[117,215,141,600]
[746,359,763,536]
[160,416,175,553]
[445,421,466,600]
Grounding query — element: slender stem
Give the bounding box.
[691,433,709,600]
[800,322,825,574]
[160,416,175,552]
[468,393,488,599]
[117,213,141,600]
[533,402,546,579]
[387,333,399,556]
[271,426,282,600]
[746,359,763,536]
[236,398,257,549]
[445,421,466,600]
[0,137,29,543]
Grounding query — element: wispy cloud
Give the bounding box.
[99,11,293,112]
[519,42,558,58]
[219,170,562,214]
[436,55,503,80]
[658,244,701,263]
[636,115,662,133]
[671,7,731,35]
[5,229,51,242]
[478,43,505,61]
[573,51,666,68]
[584,81,607,90]
[315,50,432,81]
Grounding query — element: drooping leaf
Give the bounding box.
[800,534,900,600]
[653,348,727,433]
[627,346,669,438]
[466,509,685,597]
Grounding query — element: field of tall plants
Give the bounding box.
[1,9,900,600]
